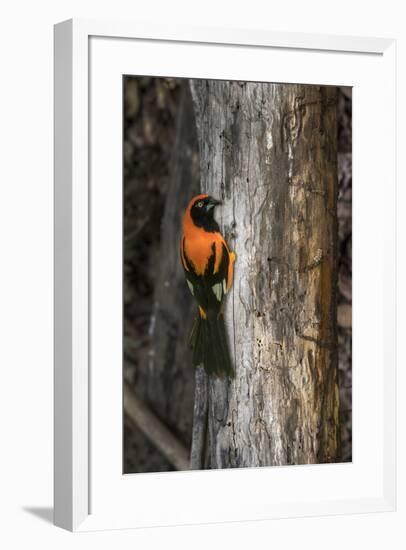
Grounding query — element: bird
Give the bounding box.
[180,194,236,378]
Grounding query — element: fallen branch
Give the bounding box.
[124,382,190,471]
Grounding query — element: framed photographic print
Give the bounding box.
[54,19,396,531]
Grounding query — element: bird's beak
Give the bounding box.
[206,197,222,211]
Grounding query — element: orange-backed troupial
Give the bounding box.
[180,194,236,378]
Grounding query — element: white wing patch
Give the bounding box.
[186,280,194,296]
[212,281,226,302]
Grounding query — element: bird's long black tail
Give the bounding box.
[189,312,234,378]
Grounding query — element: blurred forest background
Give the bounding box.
[123,77,352,473]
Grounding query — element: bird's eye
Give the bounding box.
[197,201,204,208]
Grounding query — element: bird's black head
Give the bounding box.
[190,195,222,232]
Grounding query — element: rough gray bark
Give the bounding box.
[190,80,340,468]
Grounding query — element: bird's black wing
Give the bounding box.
[181,239,230,317]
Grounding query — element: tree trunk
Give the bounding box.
[190,80,340,468]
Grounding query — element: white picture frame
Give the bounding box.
[54,18,396,532]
